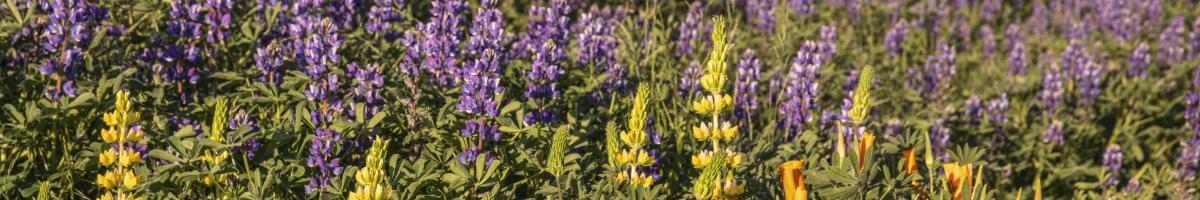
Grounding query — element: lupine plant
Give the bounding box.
[3,0,1200,199]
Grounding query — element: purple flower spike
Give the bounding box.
[734,49,762,121]
[1103,144,1123,187]
[780,42,823,136]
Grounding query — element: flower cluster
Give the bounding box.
[733,50,761,122]
[290,13,347,194]
[1040,63,1064,115]
[524,41,565,124]
[229,111,262,160]
[676,1,705,56]
[688,18,744,199]
[457,0,506,163]
[745,0,775,32]
[789,0,812,16]
[1181,66,1200,182]
[419,0,466,87]
[348,138,392,200]
[365,0,405,38]
[1128,43,1150,78]
[930,118,950,161]
[987,94,1009,137]
[576,6,628,94]
[1103,144,1123,187]
[780,42,823,136]
[915,40,956,98]
[348,63,385,122]
[614,85,657,188]
[884,20,909,55]
[96,90,145,200]
[518,0,573,59]
[680,61,705,97]
[1042,121,1064,145]
[1159,17,1187,65]
[39,0,108,100]
[1006,25,1027,76]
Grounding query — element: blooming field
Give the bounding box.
[3,0,1200,199]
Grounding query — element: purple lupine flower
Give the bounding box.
[320,0,356,29]
[1123,176,1143,194]
[1042,121,1064,145]
[524,40,565,124]
[930,118,950,161]
[1179,139,1200,182]
[228,111,262,160]
[1040,63,1064,115]
[1078,61,1103,107]
[964,96,983,125]
[1192,19,1200,59]
[842,66,859,100]
[456,0,506,163]
[789,0,812,16]
[1159,17,1187,65]
[913,40,956,98]
[399,30,423,75]
[780,42,823,136]
[39,0,108,100]
[203,0,232,44]
[819,25,837,60]
[884,20,909,55]
[1182,66,1200,182]
[306,127,343,193]
[734,49,762,121]
[676,1,705,56]
[746,0,775,32]
[365,0,405,38]
[1103,144,1123,187]
[980,26,996,56]
[347,63,384,121]
[980,0,1000,22]
[516,0,573,59]
[1025,0,1047,36]
[577,6,628,94]
[987,94,1009,137]
[1008,42,1028,76]
[419,0,466,87]
[255,42,285,86]
[679,61,704,97]
[1061,39,1088,82]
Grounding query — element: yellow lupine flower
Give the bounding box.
[780,160,806,200]
[691,151,713,168]
[125,127,143,143]
[96,171,117,189]
[711,122,737,141]
[101,127,119,143]
[634,149,653,166]
[619,130,647,149]
[118,150,141,167]
[711,173,744,199]
[700,73,727,94]
[122,170,139,189]
[103,112,121,127]
[624,172,653,188]
[725,151,742,168]
[99,149,117,166]
[943,162,974,200]
[692,125,711,141]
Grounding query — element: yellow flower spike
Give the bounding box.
[614,173,629,182]
[780,160,807,200]
[691,151,713,168]
[856,132,876,171]
[121,170,139,189]
[99,149,117,166]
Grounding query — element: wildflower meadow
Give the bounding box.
[4,0,1200,199]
